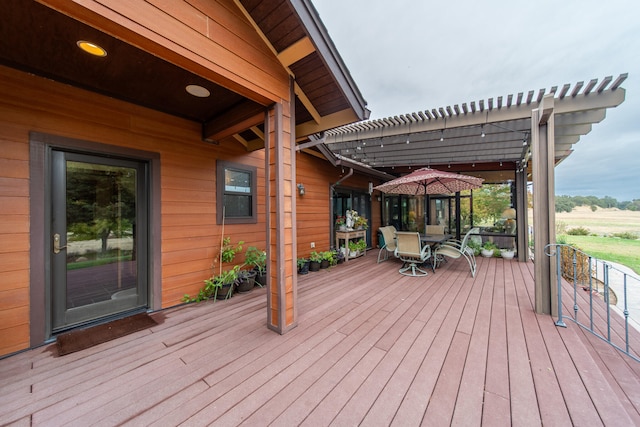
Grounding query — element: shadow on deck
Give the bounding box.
[1,252,639,425]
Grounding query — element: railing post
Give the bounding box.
[588,256,594,331]
[604,262,611,342]
[623,274,630,354]
[572,248,579,320]
[554,245,566,327]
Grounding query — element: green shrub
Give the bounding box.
[567,227,590,236]
[611,232,638,240]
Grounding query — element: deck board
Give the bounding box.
[450,258,495,426]
[503,261,541,426]
[1,252,639,426]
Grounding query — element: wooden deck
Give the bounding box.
[2,252,640,426]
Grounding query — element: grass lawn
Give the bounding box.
[560,235,640,276]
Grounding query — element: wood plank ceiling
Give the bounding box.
[0,0,368,147]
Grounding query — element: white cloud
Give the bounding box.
[314,0,640,200]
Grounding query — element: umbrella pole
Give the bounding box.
[424,195,428,233]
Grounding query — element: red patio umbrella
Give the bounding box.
[374,168,484,234]
[374,167,483,196]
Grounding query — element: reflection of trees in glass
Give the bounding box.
[472,184,511,226]
[457,191,472,230]
[66,162,136,254]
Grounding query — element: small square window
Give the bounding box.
[217,160,257,224]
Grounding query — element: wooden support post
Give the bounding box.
[265,82,297,334]
[515,167,528,262]
[532,94,557,316]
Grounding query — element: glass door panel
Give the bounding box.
[51,150,148,332]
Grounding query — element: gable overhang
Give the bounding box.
[237,0,370,142]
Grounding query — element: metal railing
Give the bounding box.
[545,244,640,362]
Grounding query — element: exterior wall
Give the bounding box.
[0,66,370,356]
[0,0,302,357]
[295,152,383,258]
[0,66,271,356]
[0,0,367,357]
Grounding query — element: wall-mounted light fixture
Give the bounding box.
[368,182,373,194]
[297,183,305,196]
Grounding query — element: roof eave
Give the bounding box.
[290,0,370,121]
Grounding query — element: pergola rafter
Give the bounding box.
[323,75,627,171]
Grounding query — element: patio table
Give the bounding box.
[420,234,452,246]
[420,234,453,269]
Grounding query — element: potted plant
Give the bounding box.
[356,238,367,253]
[481,241,498,257]
[320,250,334,269]
[244,246,266,286]
[500,248,515,259]
[309,251,322,271]
[181,237,244,303]
[467,238,481,256]
[183,265,239,302]
[335,216,347,231]
[297,257,310,275]
[235,268,256,293]
[354,216,368,230]
[348,240,359,258]
[213,266,239,299]
[332,249,343,265]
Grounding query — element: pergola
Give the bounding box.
[319,74,627,315]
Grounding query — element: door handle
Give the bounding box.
[53,233,67,254]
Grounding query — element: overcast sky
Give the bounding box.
[313,0,640,201]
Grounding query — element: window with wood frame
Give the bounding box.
[216,160,257,224]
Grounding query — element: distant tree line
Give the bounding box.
[555,195,640,213]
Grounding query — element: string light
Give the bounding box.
[440,130,444,141]
[481,125,486,138]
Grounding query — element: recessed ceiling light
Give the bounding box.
[186,84,210,98]
[77,40,107,57]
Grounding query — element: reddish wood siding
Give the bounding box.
[0,102,30,355]
[0,65,373,356]
[0,66,273,355]
[295,153,384,257]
